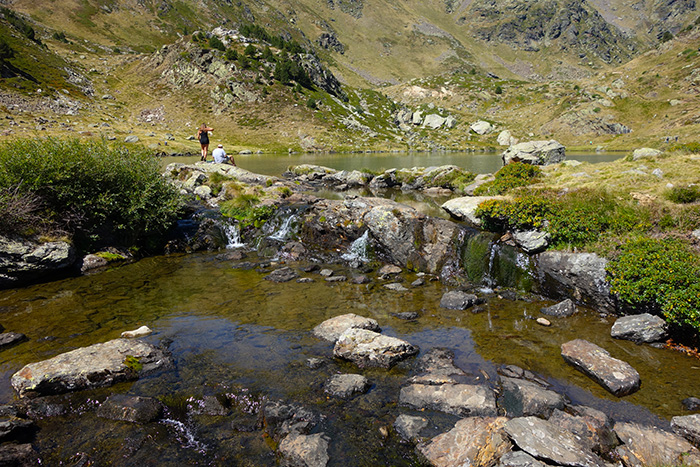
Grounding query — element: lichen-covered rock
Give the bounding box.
[502,140,566,166]
[632,147,662,161]
[442,196,506,227]
[561,339,640,396]
[312,313,380,342]
[400,384,497,417]
[333,328,418,368]
[0,236,76,288]
[512,230,550,254]
[11,338,172,398]
[610,313,667,343]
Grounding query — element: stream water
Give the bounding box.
[0,151,696,465]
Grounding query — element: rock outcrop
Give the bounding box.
[0,236,76,288]
[502,140,566,166]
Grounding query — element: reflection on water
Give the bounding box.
[162,151,624,177]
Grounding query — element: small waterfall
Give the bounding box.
[483,242,499,287]
[342,230,371,263]
[268,213,298,241]
[223,222,245,249]
[161,418,208,453]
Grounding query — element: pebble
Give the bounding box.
[121,325,152,338]
[536,317,551,326]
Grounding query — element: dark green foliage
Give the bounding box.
[666,185,700,204]
[474,162,541,195]
[208,35,225,51]
[273,54,312,89]
[52,31,68,43]
[668,142,700,154]
[0,138,182,249]
[306,97,317,109]
[0,7,37,42]
[495,85,503,94]
[262,46,274,61]
[244,43,256,58]
[660,31,674,43]
[239,23,307,54]
[225,48,238,61]
[0,37,13,59]
[607,238,700,331]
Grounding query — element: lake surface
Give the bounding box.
[162,151,624,176]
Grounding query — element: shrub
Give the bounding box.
[474,162,541,196]
[0,138,182,249]
[606,238,700,331]
[208,36,225,51]
[665,185,700,204]
[225,48,238,61]
[220,196,275,229]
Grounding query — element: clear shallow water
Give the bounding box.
[162,151,623,176]
[0,249,698,464]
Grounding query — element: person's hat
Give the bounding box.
[217,144,223,147]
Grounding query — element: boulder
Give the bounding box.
[499,377,566,418]
[512,230,550,254]
[548,408,618,455]
[412,111,423,125]
[423,114,447,129]
[394,414,429,443]
[186,395,228,416]
[278,431,330,467]
[504,416,606,467]
[334,328,418,368]
[97,395,163,423]
[418,416,511,467]
[445,116,457,129]
[561,339,640,396]
[632,147,662,161]
[471,120,494,135]
[614,422,700,466]
[325,374,370,398]
[540,299,577,318]
[442,196,506,227]
[684,397,700,411]
[265,267,299,283]
[0,237,76,287]
[671,414,700,447]
[502,140,566,166]
[535,251,614,312]
[439,290,478,310]
[80,254,108,272]
[399,384,497,417]
[610,313,667,343]
[0,332,27,349]
[497,130,517,146]
[263,401,321,441]
[312,313,380,342]
[11,338,172,398]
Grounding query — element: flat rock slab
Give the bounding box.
[97,395,163,423]
[614,422,700,466]
[561,339,640,396]
[610,313,667,343]
[672,414,700,447]
[439,290,478,310]
[278,432,330,467]
[394,414,429,443]
[312,313,380,342]
[418,416,511,467]
[504,416,605,467]
[325,374,370,399]
[264,267,299,283]
[400,383,497,417]
[11,338,172,398]
[334,328,418,369]
[500,377,565,418]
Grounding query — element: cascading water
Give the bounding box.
[341,230,371,263]
[223,222,245,249]
[267,213,298,241]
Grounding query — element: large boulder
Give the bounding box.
[312,313,380,342]
[442,196,506,227]
[418,416,511,467]
[423,114,447,129]
[11,338,172,398]
[399,383,497,417]
[614,422,700,466]
[671,414,700,447]
[561,339,640,396]
[333,328,418,368]
[632,147,662,161]
[471,120,494,135]
[0,237,76,287]
[502,140,566,166]
[610,313,667,343]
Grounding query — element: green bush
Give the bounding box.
[208,36,225,51]
[606,238,700,331]
[474,162,541,196]
[0,138,182,248]
[665,185,700,204]
[220,195,275,229]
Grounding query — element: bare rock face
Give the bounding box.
[11,338,172,398]
[0,237,76,288]
[442,196,506,227]
[671,414,700,447]
[610,313,668,343]
[504,416,606,467]
[333,328,418,369]
[312,313,380,342]
[418,416,511,467]
[502,140,566,166]
[614,422,700,466]
[561,339,640,396]
[399,384,497,417]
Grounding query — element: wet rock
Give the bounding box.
[499,377,565,418]
[512,230,550,254]
[614,422,700,466]
[97,395,163,423]
[17,396,68,419]
[334,328,418,369]
[496,450,547,466]
[411,278,425,287]
[0,416,34,443]
[384,283,408,292]
[502,140,566,166]
[535,317,551,326]
[0,331,27,349]
[263,401,321,441]
[409,348,466,385]
[439,290,478,310]
[392,311,418,320]
[265,267,299,283]
[325,374,370,398]
[548,408,618,455]
[80,254,108,272]
[684,397,700,411]
[536,251,614,312]
[278,431,330,467]
[418,416,511,467]
[378,264,402,275]
[0,236,76,287]
[186,395,227,416]
[121,325,152,339]
[672,414,700,447]
[11,338,173,398]
[540,299,577,317]
[306,358,325,369]
[394,414,428,443]
[0,443,37,466]
[312,313,380,342]
[610,313,667,343]
[504,416,605,467]
[442,196,506,227]
[400,384,497,417]
[561,339,640,396]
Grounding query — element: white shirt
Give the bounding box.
[212,147,227,163]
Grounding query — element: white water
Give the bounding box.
[341,230,371,263]
[161,418,208,453]
[268,214,297,241]
[223,223,245,249]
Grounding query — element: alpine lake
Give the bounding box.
[1,151,697,466]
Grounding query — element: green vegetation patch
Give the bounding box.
[606,238,700,332]
[665,185,700,204]
[474,162,541,196]
[220,195,275,228]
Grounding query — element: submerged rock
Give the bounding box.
[399,384,497,417]
[265,267,299,283]
[394,414,429,443]
[439,290,478,310]
[97,395,163,423]
[312,313,380,342]
[561,339,640,396]
[333,328,418,369]
[610,313,667,343]
[325,374,370,399]
[11,338,172,398]
[418,416,511,467]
